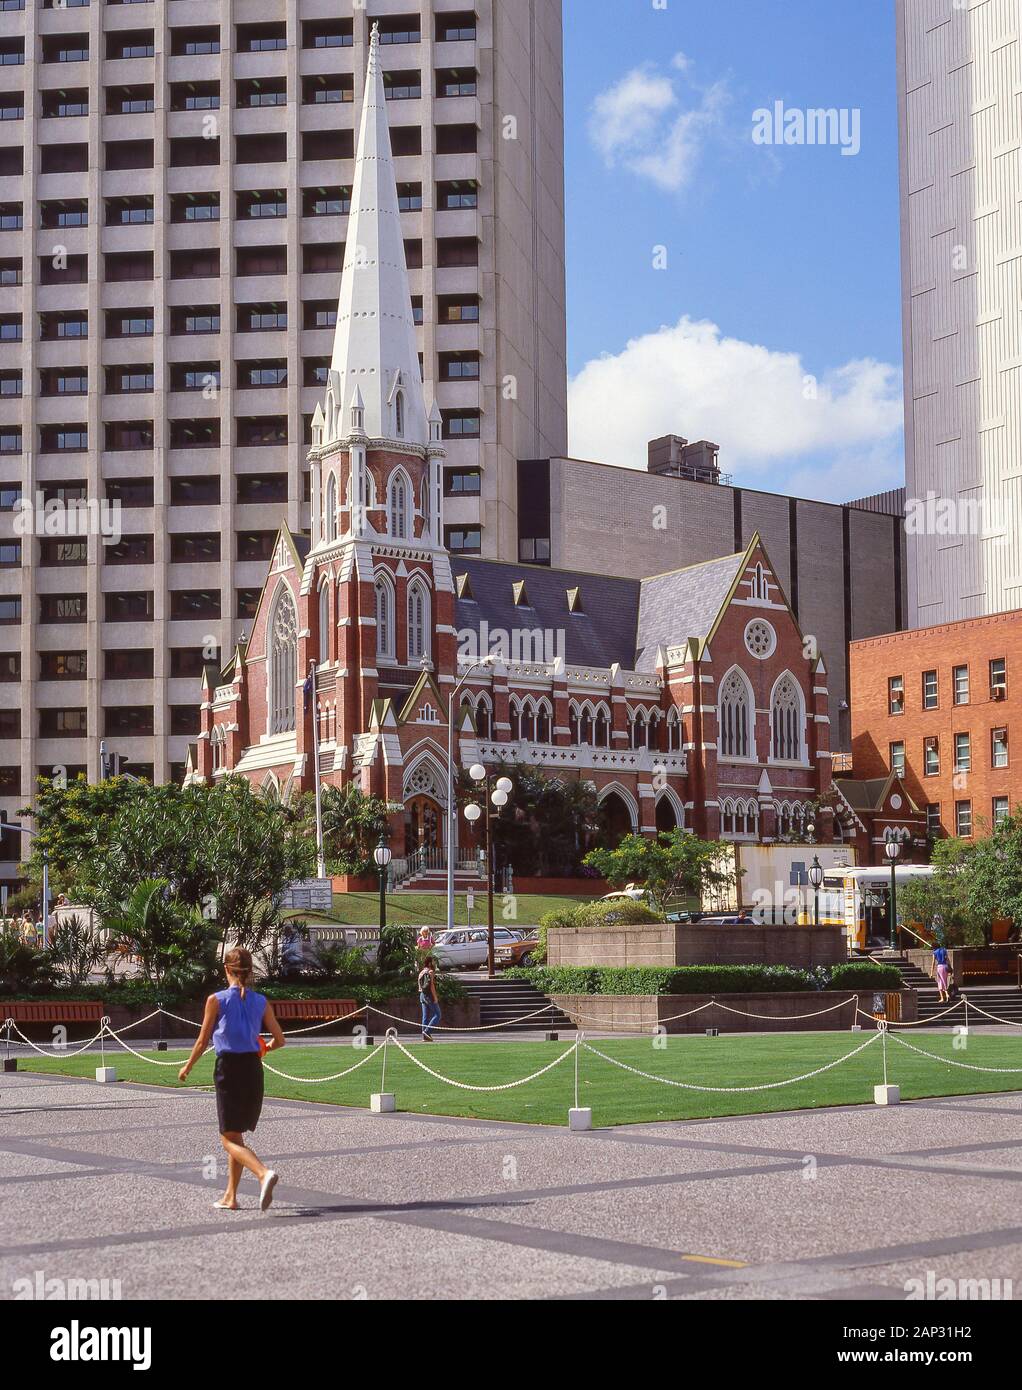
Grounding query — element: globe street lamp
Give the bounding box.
[373,834,392,940]
[885,835,902,953]
[808,855,824,928]
[465,766,513,978]
[438,655,497,935]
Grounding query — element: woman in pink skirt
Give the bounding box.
[933,944,951,1003]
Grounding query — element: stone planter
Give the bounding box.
[547,923,847,970]
[363,997,481,1035]
[552,989,917,1034]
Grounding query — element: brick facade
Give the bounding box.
[850,609,1022,844]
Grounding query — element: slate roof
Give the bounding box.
[634,550,748,671]
[453,558,641,669]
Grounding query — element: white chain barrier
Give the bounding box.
[888,1031,1022,1074]
[855,1000,966,1028]
[263,1046,383,1085]
[366,1001,560,1032]
[387,1029,580,1092]
[3,1017,110,1059]
[581,1032,882,1094]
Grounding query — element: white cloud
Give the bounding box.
[567,316,904,503]
[588,60,728,193]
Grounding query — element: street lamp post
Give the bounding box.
[373,834,392,941]
[443,657,496,934]
[885,835,902,953]
[464,766,512,978]
[808,855,824,929]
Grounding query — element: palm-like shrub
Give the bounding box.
[104,879,219,997]
[47,913,108,988]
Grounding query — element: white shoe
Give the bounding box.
[259,1171,279,1212]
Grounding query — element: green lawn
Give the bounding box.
[318,891,597,929]
[20,1030,1022,1128]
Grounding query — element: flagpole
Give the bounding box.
[309,660,326,880]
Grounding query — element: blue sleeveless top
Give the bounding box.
[212,986,267,1055]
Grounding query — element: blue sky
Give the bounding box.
[561,0,904,502]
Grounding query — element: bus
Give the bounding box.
[819,865,936,952]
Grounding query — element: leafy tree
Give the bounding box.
[583,830,737,919]
[897,837,987,946]
[967,807,1022,944]
[468,765,598,878]
[318,783,390,876]
[86,779,315,949]
[19,776,147,899]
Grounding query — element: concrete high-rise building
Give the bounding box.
[0,0,567,873]
[897,0,1022,628]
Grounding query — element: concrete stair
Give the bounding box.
[394,870,485,894]
[886,957,1022,1025]
[459,976,576,1033]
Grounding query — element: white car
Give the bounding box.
[600,883,648,904]
[432,928,523,970]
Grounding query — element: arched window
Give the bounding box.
[580,705,595,746]
[407,577,430,664]
[771,674,803,762]
[375,573,395,662]
[476,697,492,739]
[389,473,408,539]
[269,588,298,735]
[595,705,610,748]
[719,669,752,760]
[569,703,580,745]
[509,698,521,742]
[536,700,551,744]
[394,390,405,439]
[630,709,646,751]
[667,709,682,752]
[325,473,338,542]
[318,582,330,665]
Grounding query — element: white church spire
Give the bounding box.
[330,23,429,447]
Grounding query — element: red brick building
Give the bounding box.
[850,610,1020,847]
[189,34,836,882]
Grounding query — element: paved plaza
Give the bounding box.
[2,1067,1022,1301]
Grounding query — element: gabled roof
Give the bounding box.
[453,558,641,669]
[634,546,751,671]
[397,668,446,725]
[835,773,922,815]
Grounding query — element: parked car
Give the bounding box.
[495,932,539,968]
[432,928,524,970]
[600,884,648,904]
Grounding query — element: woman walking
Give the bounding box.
[418,955,441,1042]
[178,946,286,1212]
[933,942,952,1004]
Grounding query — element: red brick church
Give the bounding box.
[192,29,840,875]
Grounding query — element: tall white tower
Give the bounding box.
[898,0,1022,626]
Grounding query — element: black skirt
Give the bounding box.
[214,1052,265,1135]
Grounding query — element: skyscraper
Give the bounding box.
[897,0,1022,627]
[0,1,567,870]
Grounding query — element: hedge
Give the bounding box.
[505,961,903,997]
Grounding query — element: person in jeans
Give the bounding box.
[178,946,286,1212]
[418,956,441,1042]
